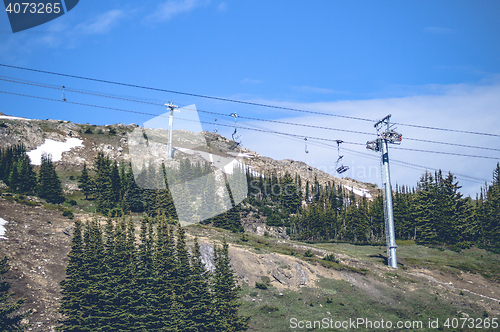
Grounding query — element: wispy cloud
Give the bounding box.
[218,2,228,12]
[239,81,500,197]
[240,78,263,84]
[148,0,208,22]
[76,9,125,35]
[423,26,454,34]
[292,85,347,94]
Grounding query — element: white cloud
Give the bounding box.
[292,85,347,94]
[76,9,125,34]
[236,80,500,197]
[218,2,228,12]
[423,26,454,34]
[240,78,263,84]
[148,0,208,22]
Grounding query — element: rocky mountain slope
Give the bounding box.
[0,115,379,198]
[1,196,499,331]
[2,115,499,331]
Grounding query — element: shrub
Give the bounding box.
[322,254,339,263]
[255,282,268,290]
[62,210,74,219]
[303,249,314,257]
[259,304,278,313]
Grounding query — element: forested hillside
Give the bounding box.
[1,143,499,252]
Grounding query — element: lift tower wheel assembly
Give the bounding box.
[366,114,402,269]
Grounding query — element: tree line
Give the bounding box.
[2,144,498,252]
[243,164,500,252]
[58,217,249,331]
[0,144,65,204]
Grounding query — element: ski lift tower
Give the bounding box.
[166,101,179,159]
[366,114,402,269]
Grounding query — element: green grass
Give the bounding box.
[239,277,479,332]
[311,241,500,282]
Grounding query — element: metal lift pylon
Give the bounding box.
[366,114,402,269]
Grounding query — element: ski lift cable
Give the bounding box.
[2,75,500,152]
[1,63,499,138]
[202,113,490,184]
[0,89,498,161]
[0,89,492,183]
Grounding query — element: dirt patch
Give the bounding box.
[0,198,74,332]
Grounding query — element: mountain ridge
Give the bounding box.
[0,116,380,199]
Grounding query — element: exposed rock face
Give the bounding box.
[199,243,215,272]
[295,264,309,285]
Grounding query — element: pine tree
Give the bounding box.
[0,256,31,332]
[153,218,177,330]
[279,172,300,213]
[135,217,155,330]
[38,153,65,204]
[124,167,144,213]
[414,171,439,244]
[58,220,89,331]
[77,162,93,200]
[213,237,249,331]
[172,226,197,332]
[9,161,20,192]
[189,238,215,331]
[485,163,500,249]
[18,156,36,195]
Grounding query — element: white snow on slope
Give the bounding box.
[0,217,8,240]
[27,138,83,165]
[343,185,372,199]
[0,115,30,120]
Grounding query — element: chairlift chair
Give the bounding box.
[61,86,66,101]
[230,112,242,148]
[304,137,309,153]
[335,140,349,174]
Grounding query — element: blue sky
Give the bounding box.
[1,0,499,196]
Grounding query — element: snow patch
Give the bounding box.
[0,217,8,240]
[343,185,372,199]
[0,115,30,120]
[27,138,83,165]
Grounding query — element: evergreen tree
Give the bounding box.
[77,162,93,200]
[213,238,249,331]
[124,167,144,213]
[153,218,177,330]
[0,256,31,332]
[485,163,500,249]
[58,220,88,331]
[189,238,215,331]
[18,156,36,195]
[413,171,439,244]
[38,153,65,204]
[279,172,301,213]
